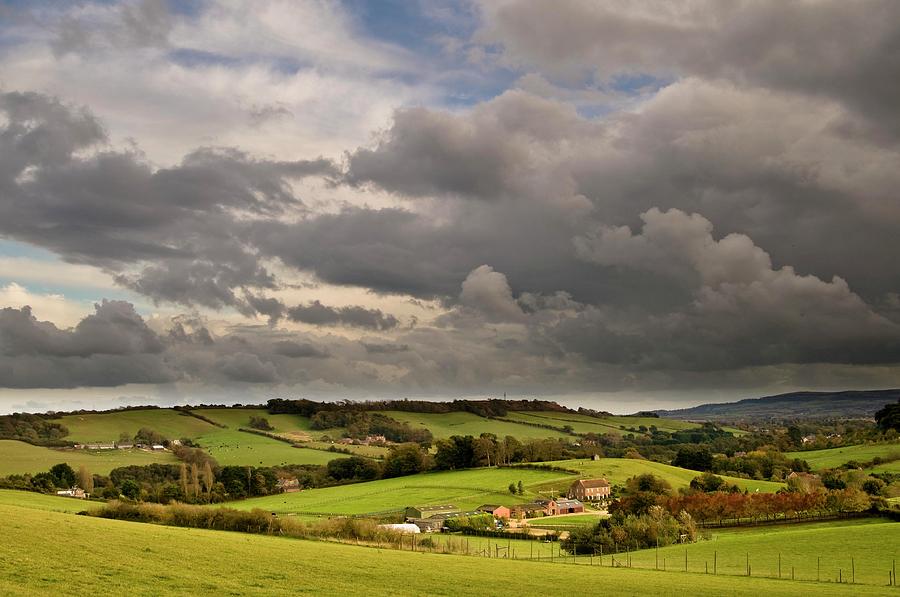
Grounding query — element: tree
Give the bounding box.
[202,461,214,495]
[50,463,76,488]
[508,482,517,494]
[77,465,94,494]
[120,479,141,500]
[179,463,189,496]
[190,463,200,498]
[517,480,524,495]
[672,446,713,472]
[327,456,381,481]
[875,400,900,432]
[625,474,672,496]
[382,444,431,478]
[249,416,274,431]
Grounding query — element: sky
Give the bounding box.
[1,0,899,414]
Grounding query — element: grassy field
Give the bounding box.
[195,429,339,467]
[230,467,577,515]
[504,411,744,436]
[534,458,784,493]
[0,504,893,596]
[303,441,390,459]
[192,408,317,437]
[377,411,569,440]
[0,489,104,513]
[0,439,178,476]
[786,443,900,470]
[626,518,899,586]
[57,409,217,443]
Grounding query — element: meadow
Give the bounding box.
[535,458,784,493]
[0,439,178,476]
[194,429,339,467]
[0,489,103,513]
[0,503,893,596]
[57,409,217,443]
[503,411,745,437]
[229,467,577,515]
[786,442,900,470]
[377,411,570,440]
[191,408,317,437]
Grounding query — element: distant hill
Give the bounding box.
[655,389,900,422]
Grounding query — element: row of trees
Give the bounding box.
[0,413,69,446]
[563,506,699,554]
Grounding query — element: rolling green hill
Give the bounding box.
[0,503,893,596]
[229,467,576,516]
[377,411,570,440]
[57,409,217,443]
[786,443,900,470]
[195,429,340,467]
[0,439,178,476]
[535,458,784,493]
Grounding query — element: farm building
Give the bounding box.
[567,478,610,501]
[276,478,301,493]
[56,487,87,499]
[553,499,585,514]
[405,505,459,519]
[476,505,511,519]
[510,503,549,519]
[378,523,420,534]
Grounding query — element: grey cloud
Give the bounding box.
[217,352,279,383]
[479,0,900,135]
[273,340,329,359]
[286,300,399,330]
[52,0,174,56]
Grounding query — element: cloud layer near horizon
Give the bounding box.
[1,0,899,404]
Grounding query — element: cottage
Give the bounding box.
[151,444,166,451]
[404,504,459,519]
[276,478,301,493]
[476,504,511,519]
[56,487,87,499]
[568,478,610,502]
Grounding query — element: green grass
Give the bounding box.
[303,441,390,459]
[230,467,577,516]
[534,458,784,493]
[192,408,315,436]
[786,443,900,470]
[195,429,339,467]
[58,409,217,443]
[504,411,744,436]
[0,439,178,476]
[0,504,893,596]
[377,411,569,440]
[0,489,104,513]
[626,517,899,586]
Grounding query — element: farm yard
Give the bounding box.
[786,442,900,470]
[0,439,178,476]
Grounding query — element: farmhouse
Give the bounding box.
[568,478,610,501]
[476,504,511,519]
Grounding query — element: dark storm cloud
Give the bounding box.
[0,302,177,388]
[0,91,337,315]
[286,300,400,330]
[272,340,329,359]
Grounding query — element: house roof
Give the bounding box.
[476,504,507,511]
[555,499,584,508]
[573,478,610,489]
[409,504,458,512]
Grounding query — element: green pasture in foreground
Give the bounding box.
[535,458,784,493]
[626,517,899,586]
[195,429,339,467]
[230,467,576,515]
[786,443,900,470]
[57,409,216,443]
[377,411,569,440]
[0,489,103,513]
[0,439,178,476]
[0,505,893,596]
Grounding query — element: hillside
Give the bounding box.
[655,389,900,422]
[0,502,893,596]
